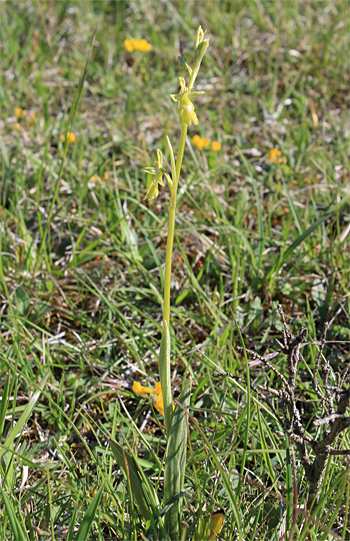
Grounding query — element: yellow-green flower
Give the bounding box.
[170,77,204,127]
[143,149,172,201]
[179,95,198,126]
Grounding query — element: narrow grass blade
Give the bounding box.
[256,406,276,484]
[0,374,10,437]
[267,196,350,280]
[188,414,243,538]
[0,372,49,460]
[74,483,104,541]
[67,495,80,541]
[0,485,29,541]
[163,376,192,539]
[232,315,251,498]
[33,29,97,277]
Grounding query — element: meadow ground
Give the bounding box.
[0,1,349,539]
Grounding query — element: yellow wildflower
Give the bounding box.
[268,148,287,165]
[152,382,174,414]
[132,381,173,416]
[124,38,152,53]
[154,394,165,416]
[192,135,210,150]
[15,107,23,118]
[103,171,108,181]
[153,382,162,395]
[136,39,152,52]
[14,123,21,131]
[60,132,76,143]
[124,39,134,52]
[132,381,153,397]
[268,148,282,163]
[211,141,221,151]
[30,113,37,122]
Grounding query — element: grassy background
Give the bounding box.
[1,0,349,539]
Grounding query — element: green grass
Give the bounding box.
[1,1,349,539]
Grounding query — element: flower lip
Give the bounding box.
[178,95,198,126]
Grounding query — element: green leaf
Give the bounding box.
[14,287,30,316]
[74,484,104,541]
[163,376,192,540]
[110,440,151,522]
[178,56,187,69]
[159,320,172,432]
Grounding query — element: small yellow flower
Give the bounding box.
[14,122,21,131]
[268,148,287,165]
[154,394,165,416]
[153,382,162,396]
[103,171,108,181]
[15,107,23,118]
[30,113,37,122]
[132,381,153,397]
[124,38,152,53]
[133,380,165,415]
[211,141,221,151]
[135,39,152,52]
[268,148,282,163]
[133,381,173,416]
[60,132,76,143]
[192,135,210,150]
[124,39,134,52]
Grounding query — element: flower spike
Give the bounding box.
[170,27,209,127]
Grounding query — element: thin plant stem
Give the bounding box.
[163,123,188,333]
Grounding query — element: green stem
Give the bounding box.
[163,123,188,331]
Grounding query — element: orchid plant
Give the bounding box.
[111,27,209,540]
